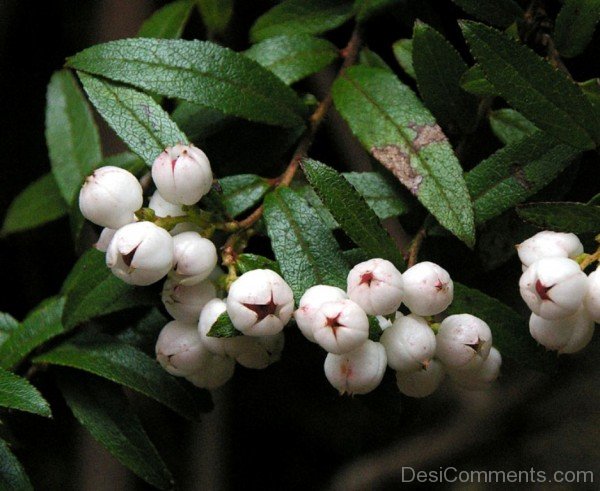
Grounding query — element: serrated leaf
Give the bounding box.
[61,249,156,330]
[138,0,194,39]
[78,73,188,167]
[1,174,68,237]
[68,38,307,128]
[358,48,392,71]
[0,438,33,491]
[245,35,339,85]
[392,39,415,79]
[447,283,556,371]
[34,332,211,420]
[302,159,405,268]
[459,64,497,96]
[489,109,538,145]
[451,0,523,28]
[554,0,600,58]
[343,172,410,219]
[466,131,580,225]
[58,371,174,490]
[293,185,339,229]
[250,0,353,42]
[461,21,600,150]
[263,187,349,302]
[354,0,401,23]
[0,369,51,417]
[197,0,233,33]
[45,70,102,204]
[413,22,478,134]
[516,202,600,234]
[206,312,243,338]
[236,254,281,275]
[332,66,476,246]
[219,174,271,217]
[0,297,65,371]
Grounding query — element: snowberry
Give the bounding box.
[170,232,218,285]
[155,321,208,377]
[395,360,445,398]
[162,277,216,324]
[519,257,588,320]
[380,314,436,372]
[79,166,143,229]
[347,258,403,315]
[584,268,600,323]
[312,299,369,354]
[152,144,212,205]
[530,307,594,354]
[94,227,116,253]
[226,269,294,336]
[517,231,583,268]
[148,190,198,235]
[324,340,387,395]
[185,354,235,390]
[198,298,230,355]
[436,314,492,371]
[294,285,348,342]
[106,221,173,286]
[401,261,453,316]
[376,315,393,331]
[449,347,502,390]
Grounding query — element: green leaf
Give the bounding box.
[554,0,600,58]
[459,64,497,96]
[413,22,478,134]
[461,21,600,150]
[117,308,169,355]
[68,38,307,128]
[171,103,231,142]
[392,39,415,79]
[34,332,211,421]
[45,70,102,204]
[138,0,194,39]
[61,249,156,330]
[206,312,243,338]
[0,438,33,491]
[332,66,476,247]
[343,248,371,266]
[354,0,401,23]
[1,174,68,237]
[102,151,147,176]
[219,174,271,217]
[263,187,349,301]
[302,159,405,268]
[489,109,538,145]
[343,172,410,219]
[293,185,339,229]
[250,0,353,42]
[58,372,174,490]
[367,315,383,342]
[516,202,600,234]
[0,313,19,348]
[0,297,65,371]
[447,283,556,371]
[358,48,392,71]
[466,131,580,225]
[78,73,188,167]
[245,35,339,85]
[580,78,600,117]
[236,254,281,275]
[0,369,51,417]
[197,0,233,34]
[451,0,523,28]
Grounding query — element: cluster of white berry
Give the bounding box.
[295,258,501,397]
[517,231,599,353]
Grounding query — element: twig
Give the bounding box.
[407,225,427,268]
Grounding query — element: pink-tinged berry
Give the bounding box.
[380,314,436,372]
[401,261,453,316]
[312,299,369,354]
[436,314,492,371]
[347,258,403,315]
[395,360,445,398]
[294,285,347,342]
[517,231,583,268]
[162,277,216,323]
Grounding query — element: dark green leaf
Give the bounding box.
[245,35,339,85]
[358,48,392,71]
[1,174,68,237]
[332,66,476,246]
[451,0,523,28]
[197,0,233,33]
[219,175,271,217]
[554,0,600,58]
[0,313,19,348]
[489,109,538,145]
[516,202,600,234]
[78,73,188,167]
[343,172,410,219]
[368,315,383,342]
[589,193,600,206]
[61,249,156,330]
[461,21,600,150]
[34,332,211,420]
[206,312,243,338]
[0,297,65,371]
[0,438,33,491]
[58,372,174,490]
[171,102,231,141]
[355,0,401,23]
[138,0,194,39]
[102,151,147,176]
[0,369,51,417]
[580,78,600,118]
[392,39,415,79]
[68,38,307,128]
[302,159,405,268]
[447,283,556,371]
[117,308,169,355]
[45,70,102,204]
[236,254,281,275]
[263,187,349,302]
[466,131,580,225]
[342,248,371,266]
[293,185,339,229]
[250,0,353,42]
[459,64,497,96]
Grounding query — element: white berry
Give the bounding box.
[395,359,445,398]
[436,314,492,371]
[148,190,198,236]
[185,354,235,390]
[312,299,369,354]
[530,306,594,354]
[584,268,600,323]
[380,313,436,372]
[170,232,218,285]
[155,321,208,377]
[94,227,117,253]
[347,258,403,315]
[449,346,502,390]
[162,277,216,324]
[517,231,583,268]
[294,285,347,342]
[401,261,453,316]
